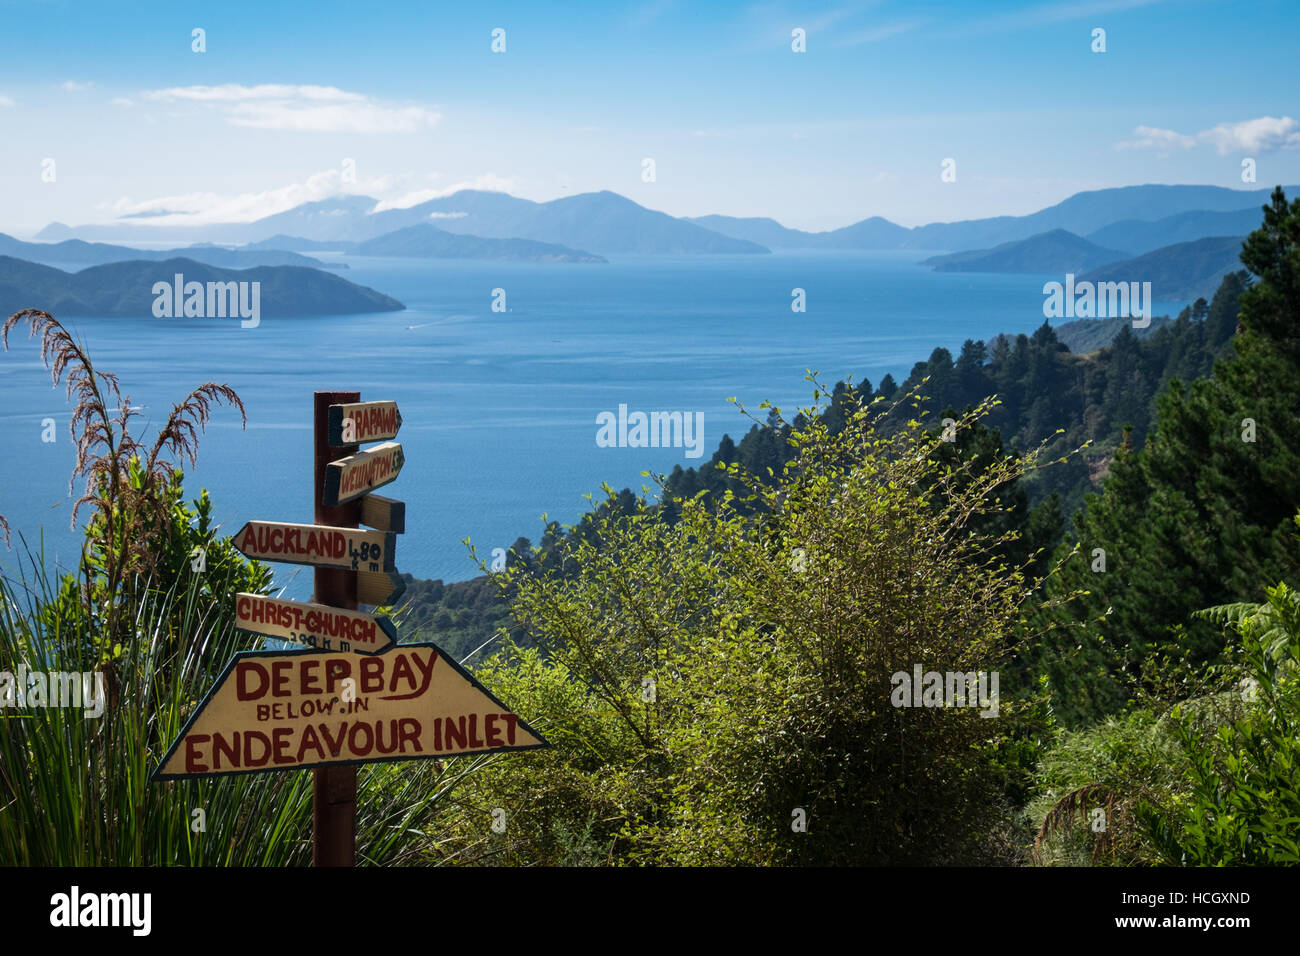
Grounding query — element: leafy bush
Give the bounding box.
[442,381,1066,865]
[1141,576,1300,865]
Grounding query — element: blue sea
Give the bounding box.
[0,251,1185,597]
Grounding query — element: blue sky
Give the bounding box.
[1,0,1297,235]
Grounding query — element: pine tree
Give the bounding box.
[1040,188,1300,724]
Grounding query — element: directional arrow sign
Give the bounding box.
[234,521,395,572]
[323,442,404,508]
[359,494,405,534]
[328,401,401,447]
[151,643,547,780]
[234,593,397,656]
[358,569,406,606]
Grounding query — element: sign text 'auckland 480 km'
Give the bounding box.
[233,521,395,572]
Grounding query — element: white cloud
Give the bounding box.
[91,168,517,227]
[111,97,133,108]
[1197,116,1300,155]
[0,94,14,108]
[102,169,370,226]
[140,84,439,133]
[371,174,521,211]
[1118,116,1300,154]
[61,80,94,92]
[1117,124,1197,151]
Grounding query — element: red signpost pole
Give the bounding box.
[313,390,360,866]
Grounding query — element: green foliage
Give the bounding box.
[0,556,462,864]
[0,316,463,865]
[1041,189,1300,725]
[1029,708,1189,866]
[441,382,1060,865]
[1141,579,1300,865]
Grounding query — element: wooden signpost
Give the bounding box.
[327,400,401,446]
[359,494,405,534]
[322,441,405,507]
[358,569,407,606]
[234,593,398,656]
[152,390,545,868]
[152,644,545,778]
[233,521,396,571]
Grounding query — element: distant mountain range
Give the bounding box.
[921,229,1129,273]
[0,257,403,318]
[1077,236,1246,303]
[1083,207,1264,256]
[38,191,768,255]
[246,225,606,262]
[690,184,1293,252]
[0,233,337,270]
[917,225,1248,305]
[684,214,910,249]
[27,182,1293,262]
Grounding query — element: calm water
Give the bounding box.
[0,251,1182,596]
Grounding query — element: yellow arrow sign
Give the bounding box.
[323,441,404,508]
[233,521,395,572]
[152,643,546,780]
[234,593,397,655]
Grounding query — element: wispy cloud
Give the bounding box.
[94,168,518,227]
[371,174,522,211]
[61,80,94,92]
[833,17,929,46]
[1199,116,1300,154]
[99,168,385,226]
[141,84,440,133]
[0,94,14,108]
[734,0,882,50]
[628,0,676,28]
[1118,116,1300,154]
[961,0,1168,35]
[1117,124,1197,151]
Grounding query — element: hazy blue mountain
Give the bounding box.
[0,256,403,318]
[686,214,911,249]
[32,196,380,245]
[244,234,358,252]
[900,184,1295,251]
[921,229,1130,273]
[400,190,769,254]
[1075,236,1246,303]
[820,216,913,248]
[0,233,337,270]
[351,224,606,262]
[38,191,768,255]
[696,185,1288,252]
[33,183,1296,256]
[1085,208,1262,255]
[685,215,822,247]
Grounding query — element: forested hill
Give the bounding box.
[661,270,1246,516]
[399,269,1251,663]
